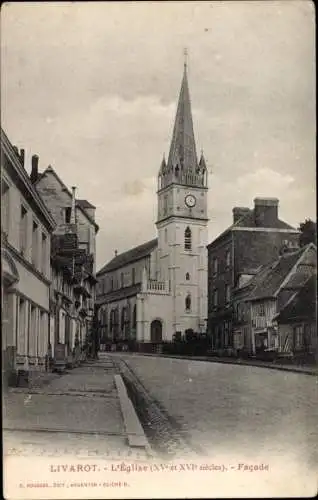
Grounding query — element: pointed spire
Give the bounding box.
[184,47,188,69]
[167,54,198,174]
[159,154,166,174]
[199,151,207,170]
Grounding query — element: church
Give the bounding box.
[96,60,209,346]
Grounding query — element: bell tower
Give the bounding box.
[156,53,209,336]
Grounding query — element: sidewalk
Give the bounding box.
[3,356,150,459]
[124,352,317,376]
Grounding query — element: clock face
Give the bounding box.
[185,194,196,208]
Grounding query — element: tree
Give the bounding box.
[298,219,317,247]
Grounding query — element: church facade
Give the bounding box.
[96,62,209,345]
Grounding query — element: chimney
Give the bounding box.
[232,207,251,224]
[30,154,39,183]
[20,149,25,168]
[254,198,279,227]
[70,186,76,224]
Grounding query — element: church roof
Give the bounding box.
[96,283,142,304]
[97,238,158,275]
[167,62,198,173]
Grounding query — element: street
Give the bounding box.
[114,353,318,470]
[3,354,318,498]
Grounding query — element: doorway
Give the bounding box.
[150,319,163,342]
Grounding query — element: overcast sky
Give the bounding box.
[2,1,316,269]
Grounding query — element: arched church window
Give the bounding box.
[175,165,179,177]
[185,294,191,311]
[164,228,168,243]
[121,307,125,331]
[184,226,192,250]
[186,272,190,281]
[110,309,114,332]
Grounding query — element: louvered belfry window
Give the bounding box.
[184,226,192,250]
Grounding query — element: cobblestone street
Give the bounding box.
[115,353,318,471]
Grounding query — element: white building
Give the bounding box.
[1,129,56,384]
[97,61,209,345]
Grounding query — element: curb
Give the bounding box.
[115,358,199,458]
[128,352,317,376]
[114,374,152,453]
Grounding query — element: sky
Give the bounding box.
[1,1,316,269]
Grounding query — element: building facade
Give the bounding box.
[273,274,317,361]
[232,243,316,355]
[97,61,209,346]
[1,130,56,385]
[207,198,300,351]
[34,164,98,364]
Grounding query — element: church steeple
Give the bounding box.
[167,55,198,174]
[158,53,206,191]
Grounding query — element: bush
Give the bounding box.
[255,350,278,362]
[161,333,210,357]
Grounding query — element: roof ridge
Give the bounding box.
[97,237,158,276]
[35,166,99,232]
[114,237,158,260]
